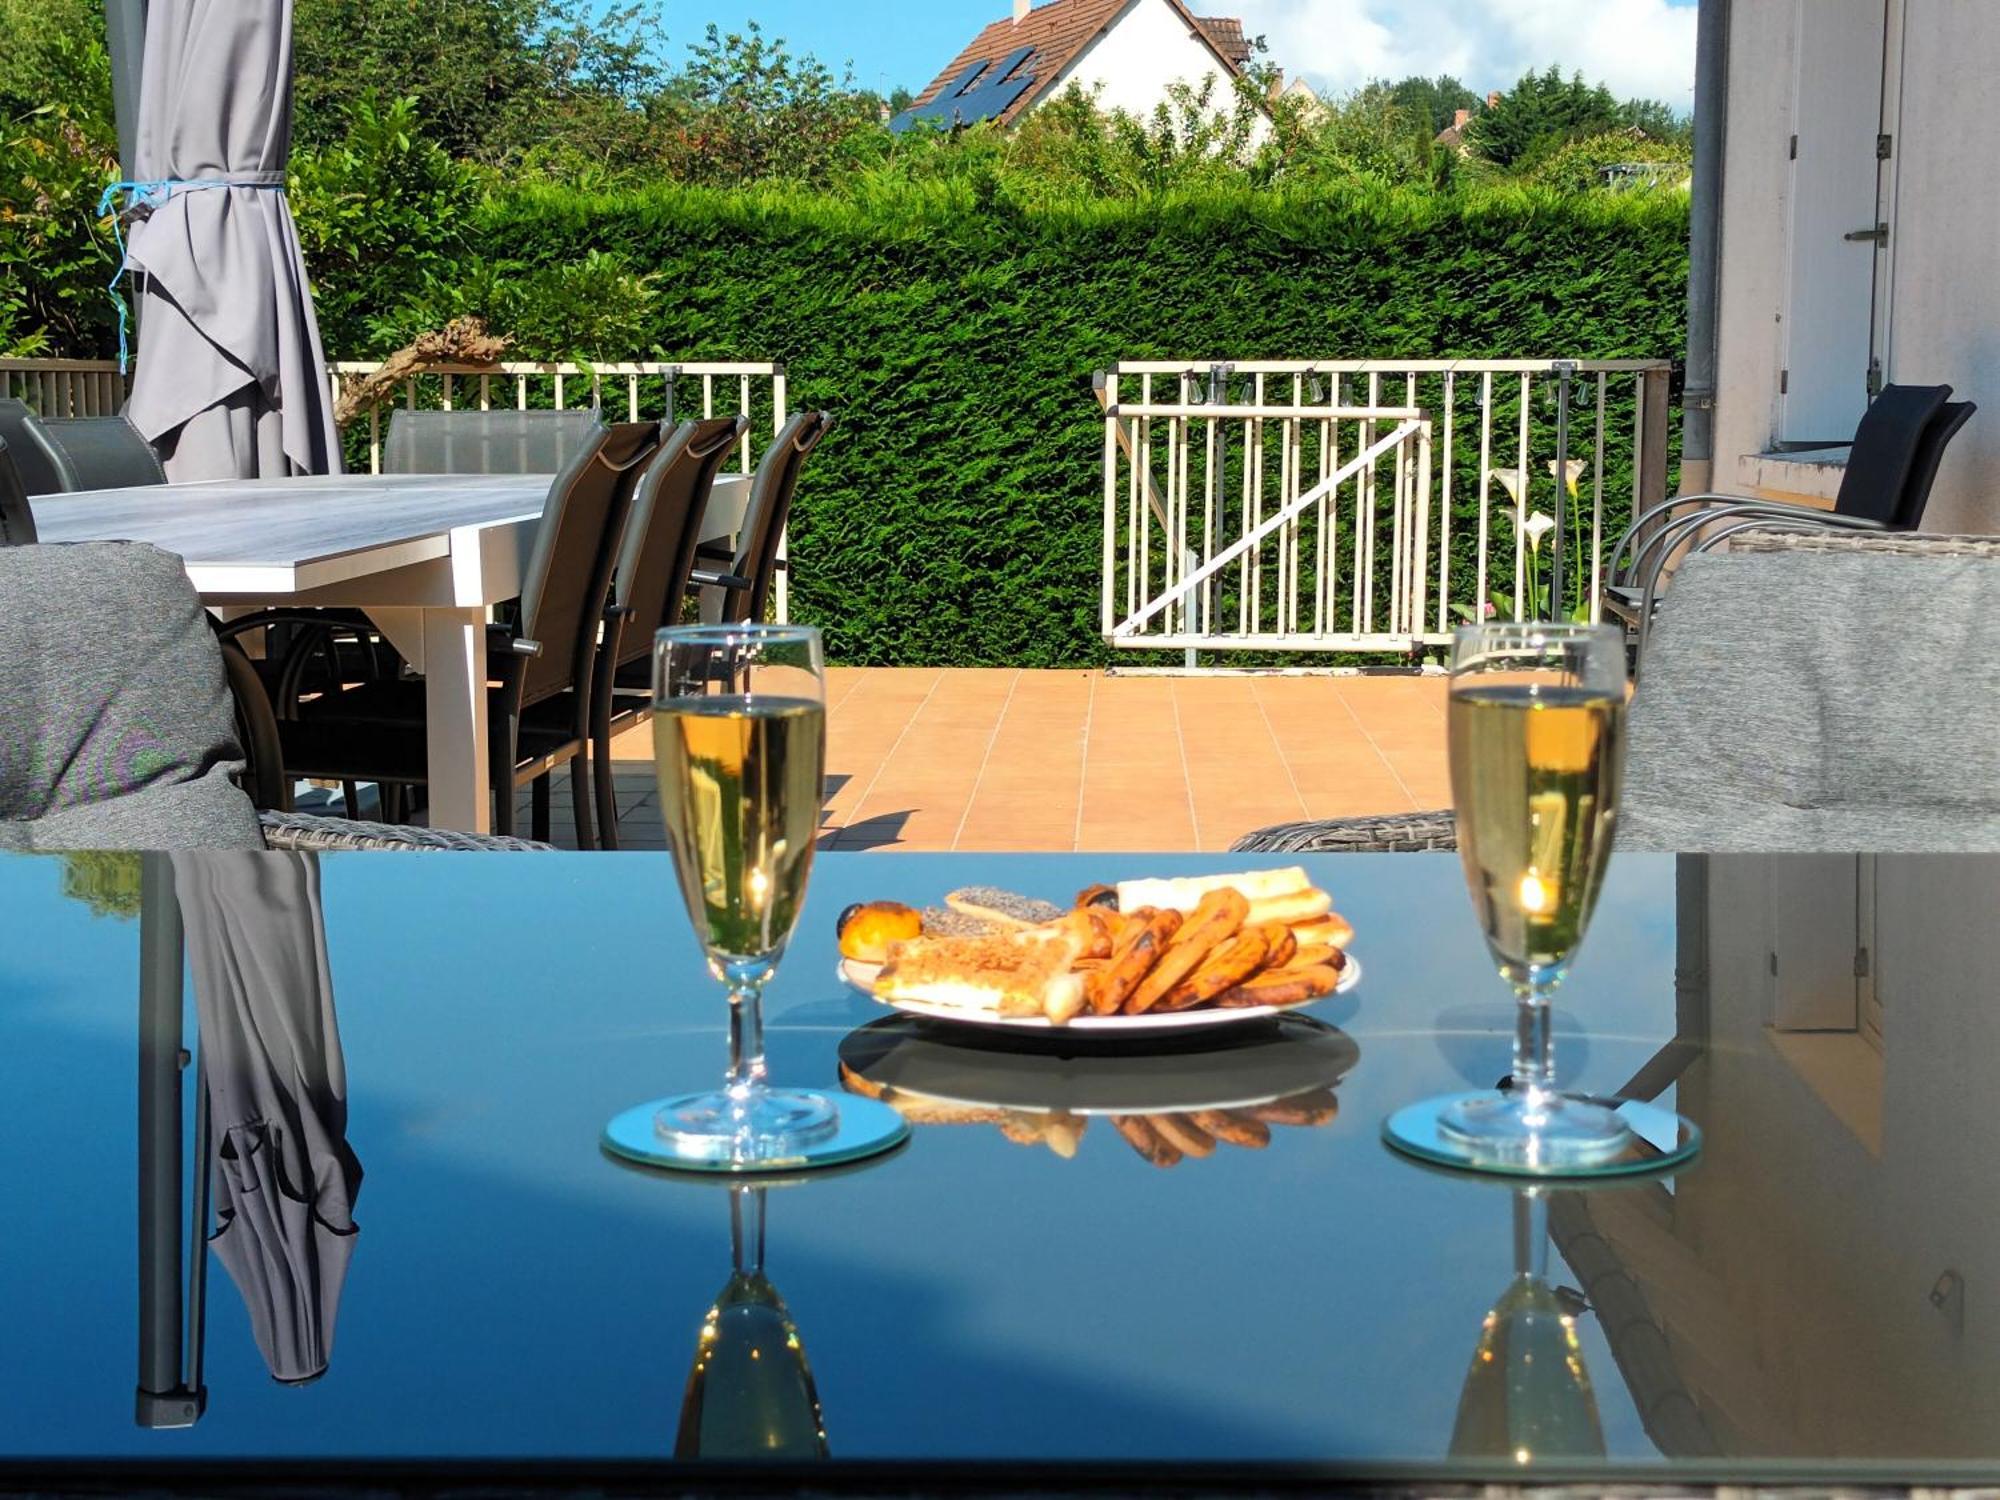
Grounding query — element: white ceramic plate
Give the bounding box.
[837,954,1360,1036]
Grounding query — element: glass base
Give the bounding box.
[1383,1090,1701,1179]
[603,1093,909,1175]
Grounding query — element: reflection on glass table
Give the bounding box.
[838,1013,1356,1166]
[676,1185,829,1460]
[1449,1187,1603,1465]
[136,852,364,1427]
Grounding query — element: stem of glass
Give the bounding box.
[1511,979,1558,1124]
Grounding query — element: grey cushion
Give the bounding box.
[1622,548,2000,852]
[0,543,262,850]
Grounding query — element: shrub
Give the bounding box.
[479,181,1688,665]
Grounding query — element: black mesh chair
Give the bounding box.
[28,413,168,490]
[1603,384,1970,647]
[581,416,746,847]
[0,440,36,545]
[240,422,663,845]
[691,411,834,624]
[384,408,608,476]
[0,399,67,496]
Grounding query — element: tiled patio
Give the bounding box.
[554,668,1451,853]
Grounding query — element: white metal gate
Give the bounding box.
[1099,359,1673,658]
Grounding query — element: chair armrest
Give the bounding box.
[259,810,555,852]
[695,539,735,562]
[688,568,751,590]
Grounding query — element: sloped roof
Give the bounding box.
[1194,16,1252,70]
[906,0,1249,130]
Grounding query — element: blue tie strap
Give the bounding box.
[97,172,289,373]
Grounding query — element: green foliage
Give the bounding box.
[0,0,113,130]
[1384,75,1483,136]
[0,104,118,357]
[288,94,485,357]
[1530,131,1693,195]
[477,180,1687,666]
[58,852,142,920]
[1469,67,1623,169]
[291,0,667,166]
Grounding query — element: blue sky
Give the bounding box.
[645,0,1701,106]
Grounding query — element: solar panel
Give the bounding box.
[891,47,1040,132]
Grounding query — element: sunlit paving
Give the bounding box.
[2,0,1999,1492]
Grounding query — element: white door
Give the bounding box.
[1781,0,1888,444]
[1768,856,1861,1032]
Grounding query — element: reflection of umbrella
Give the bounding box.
[173,852,361,1384]
[113,0,338,480]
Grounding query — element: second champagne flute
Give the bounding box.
[1384,623,1698,1176]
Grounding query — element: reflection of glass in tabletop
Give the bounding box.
[676,1186,828,1460]
[1449,1188,1603,1465]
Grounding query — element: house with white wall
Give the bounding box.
[1691,0,1995,533]
[893,0,1269,142]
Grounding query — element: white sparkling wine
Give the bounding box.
[1448,684,1624,978]
[654,697,825,963]
[675,1273,829,1459]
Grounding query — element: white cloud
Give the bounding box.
[1229,0,1699,108]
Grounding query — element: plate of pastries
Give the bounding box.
[835,866,1357,1035]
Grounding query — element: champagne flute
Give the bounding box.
[1385,623,1696,1176]
[601,624,908,1173]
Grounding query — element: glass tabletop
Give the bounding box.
[0,849,1989,1486]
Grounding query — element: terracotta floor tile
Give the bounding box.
[550,669,1445,853]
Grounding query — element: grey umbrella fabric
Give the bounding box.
[173,851,362,1384]
[121,0,339,481]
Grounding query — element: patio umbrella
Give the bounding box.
[117,0,339,480]
[173,851,362,1384]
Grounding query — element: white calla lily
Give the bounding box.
[1548,458,1587,498]
[1523,510,1557,554]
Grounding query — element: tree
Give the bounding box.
[1386,74,1482,136]
[1468,66,1621,168]
[291,0,666,164]
[1619,97,1691,143]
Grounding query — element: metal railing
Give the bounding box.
[0,357,127,417]
[1098,359,1673,660]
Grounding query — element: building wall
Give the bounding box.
[1711,0,1999,530]
[1035,0,1271,144]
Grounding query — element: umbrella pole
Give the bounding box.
[136,853,203,1428]
[105,0,148,179]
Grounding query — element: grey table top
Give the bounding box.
[0,847,1993,1488]
[29,473,552,576]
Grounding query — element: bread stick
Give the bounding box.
[1086,907,1182,1014]
[1190,1109,1272,1149]
[1161,926,1272,1010]
[1126,888,1250,1014]
[1111,1113,1182,1167]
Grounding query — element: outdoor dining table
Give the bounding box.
[0,846,1991,1491]
[28,471,752,833]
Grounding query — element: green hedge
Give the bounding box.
[477,182,1688,666]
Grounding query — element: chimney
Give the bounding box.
[1453,107,1470,130]
[1014,0,1031,20]
[1486,90,1500,108]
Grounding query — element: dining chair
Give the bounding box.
[0,440,37,545]
[384,407,608,476]
[690,410,835,624]
[27,413,169,491]
[1601,384,1968,645]
[583,416,746,847]
[0,399,68,496]
[260,421,663,846]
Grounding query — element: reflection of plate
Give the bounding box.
[837,1013,1360,1116]
[836,955,1361,1036]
